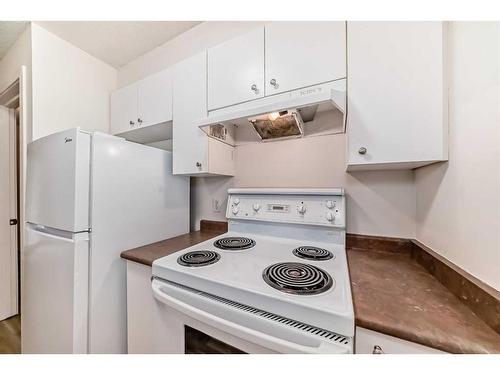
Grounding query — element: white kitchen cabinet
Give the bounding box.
[208,28,265,110]
[355,327,445,354]
[110,68,173,142]
[265,22,346,95]
[110,84,138,135]
[126,261,155,354]
[173,51,235,176]
[207,23,347,111]
[137,69,172,128]
[346,22,448,171]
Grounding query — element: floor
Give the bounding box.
[0,315,20,354]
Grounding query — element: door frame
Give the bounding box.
[0,103,17,320]
[0,66,29,318]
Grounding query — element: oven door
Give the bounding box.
[151,278,352,354]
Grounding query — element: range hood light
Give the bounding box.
[268,112,280,121]
[249,111,304,141]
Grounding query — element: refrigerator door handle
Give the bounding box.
[26,222,89,241]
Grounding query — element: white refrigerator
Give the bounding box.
[22,128,189,353]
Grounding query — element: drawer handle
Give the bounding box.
[372,345,384,354]
[196,162,202,168]
[270,78,278,88]
[251,84,258,93]
[137,118,143,124]
[358,147,367,155]
[129,120,135,127]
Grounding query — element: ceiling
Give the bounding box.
[35,21,201,68]
[0,21,29,60]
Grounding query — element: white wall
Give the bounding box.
[119,21,417,239]
[0,25,31,92]
[192,134,416,236]
[0,24,32,141]
[118,22,267,87]
[31,23,117,140]
[415,22,500,291]
[119,21,417,238]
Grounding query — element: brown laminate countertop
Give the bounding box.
[347,246,500,354]
[121,223,500,354]
[121,221,227,267]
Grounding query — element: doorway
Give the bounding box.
[0,79,21,353]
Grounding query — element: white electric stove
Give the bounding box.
[151,188,354,354]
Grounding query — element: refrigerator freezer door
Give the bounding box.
[22,224,89,353]
[89,133,189,353]
[26,128,91,232]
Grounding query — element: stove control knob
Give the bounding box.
[326,212,335,222]
[232,206,239,215]
[297,204,307,215]
[326,200,336,209]
[252,204,260,212]
[233,198,240,205]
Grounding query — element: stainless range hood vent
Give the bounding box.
[198,79,346,146]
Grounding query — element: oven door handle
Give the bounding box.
[152,279,350,354]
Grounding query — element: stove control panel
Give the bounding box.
[226,189,345,228]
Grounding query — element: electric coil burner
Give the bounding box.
[214,237,256,251]
[177,250,220,267]
[293,246,334,261]
[262,262,334,295]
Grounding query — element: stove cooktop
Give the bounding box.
[153,231,354,336]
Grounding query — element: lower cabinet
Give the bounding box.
[126,261,155,354]
[355,327,445,354]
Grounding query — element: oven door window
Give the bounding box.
[185,326,246,354]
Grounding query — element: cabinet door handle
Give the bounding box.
[372,345,384,354]
[196,162,202,168]
[270,78,278,88]
[137,118,143,124]
[358,147,367,155]
[251,84,258,93]
[129,120,135,127]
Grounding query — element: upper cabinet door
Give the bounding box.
[346,22,448,170]
[110,84,138,135]
[173,52,209,175]
[137,68,172,128]
[208,28,265,110]
[265,22,346,95]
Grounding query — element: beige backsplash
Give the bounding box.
[190,132,416,238]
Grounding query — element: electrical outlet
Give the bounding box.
[212,198,221,213]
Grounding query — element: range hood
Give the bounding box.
[197,79,346,145]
